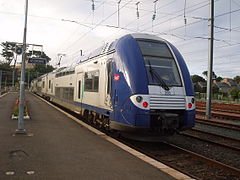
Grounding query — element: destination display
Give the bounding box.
[28,58,46,64]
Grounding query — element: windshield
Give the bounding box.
[137,40,182,87]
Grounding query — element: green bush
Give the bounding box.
[13,104,28,116]
[230,88,240,100]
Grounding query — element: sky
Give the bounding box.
[0,0,239,78]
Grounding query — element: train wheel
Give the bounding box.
[88,113,94,124]
[102,117,110,131]
[83,110,89,122]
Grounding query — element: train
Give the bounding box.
[31,33,195,138]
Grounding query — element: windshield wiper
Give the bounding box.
[147,61,170,91]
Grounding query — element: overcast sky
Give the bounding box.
[0,0,239,78]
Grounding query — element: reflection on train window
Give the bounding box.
[144,57,181,86]
[137,40,172,58]
[137,40,182,87]
[84,71,99,92]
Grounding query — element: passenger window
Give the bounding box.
[84,71,99,92]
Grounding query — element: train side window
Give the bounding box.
[78,81,81,99]
[84,73,93,91]
[93,75,99,91]
[49,80,51,89]
[51,83,53,93]
[69,88,74,101]
[84,71,99,92]
[55,87,60,98]
[107,61,112,95]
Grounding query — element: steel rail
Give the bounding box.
[196,109,240,121]
[178,130,240,152]
[197,106,240,114]
[191,128,240,143]
[163,142,240,176]
[196,119,240,131]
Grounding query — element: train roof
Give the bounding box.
[50,33,169,74]
[130,33,167,42]
[74,33,168,65]
[76,40,117,64]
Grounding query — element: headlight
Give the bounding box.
[191,98,195,104]
[136,96,143,103]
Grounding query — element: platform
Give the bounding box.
[0,92,191,180]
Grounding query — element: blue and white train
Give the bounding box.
[31,33,195,137]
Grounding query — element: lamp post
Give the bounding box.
[206,0,214,119]
[16,0,28,134]
[117,0,121,27]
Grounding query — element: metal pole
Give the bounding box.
[16,0,28,134]
[12,70,15,88]
[206,0,214,118]
[28,71,30,89]
[117,0,121,27]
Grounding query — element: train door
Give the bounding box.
[76,72,84,112]
[105,60,113,109]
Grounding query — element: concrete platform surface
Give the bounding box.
[0,92,177,180]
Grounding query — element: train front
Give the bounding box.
[111,33,195,136]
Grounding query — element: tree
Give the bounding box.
[191,75,206,83]
[202,71,217,79]
[33,64,54,74]
[1,42,51,66]
[0,61,11,71]
[233,76,240,84]
[0,42,17,65]
[215,76,223,82]
[230,88,240,100]
[26,64,55,83]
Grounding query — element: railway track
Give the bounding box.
[119,138,240,180]
[196,115,240,131]
[179,128,240,152]
[197,106,240,115]
[196,101,240,121]
[196,109,240,121]
[196,101,240,113]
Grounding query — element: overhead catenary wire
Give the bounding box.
[102,0,210,42]
[1,0,239,77]
[65,0,240,64]
[61,0,134,55]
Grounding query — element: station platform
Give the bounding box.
[0,92,192,180]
